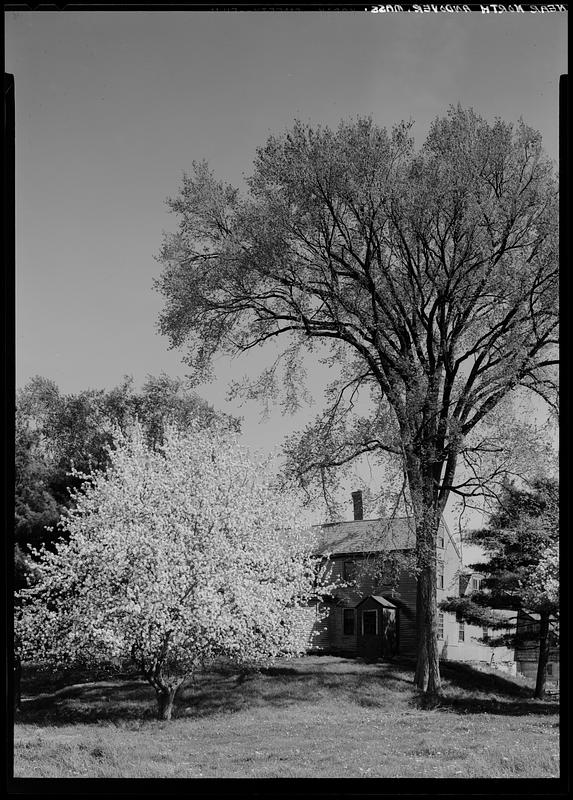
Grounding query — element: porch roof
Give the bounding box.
[357,595,398,609]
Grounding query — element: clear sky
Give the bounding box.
[7,8,565,535]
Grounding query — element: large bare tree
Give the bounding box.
[155,106,558,695]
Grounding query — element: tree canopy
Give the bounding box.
[155,106,558,694]
[15,374,240,590]
[16,424,331,719]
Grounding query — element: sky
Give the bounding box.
[7,8,565,544]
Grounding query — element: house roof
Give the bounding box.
[313,517,416,556]
[520,610,559,625]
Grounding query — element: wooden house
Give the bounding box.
[306,490,459,660]
[306,491,515,672]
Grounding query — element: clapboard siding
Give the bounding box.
[394,570,417,657]
[299,602,330,652]
[517,645,559,662]
[328,605,358,655]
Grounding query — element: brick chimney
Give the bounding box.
[351,490,363,521]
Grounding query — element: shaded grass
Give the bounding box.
[14,656,559,778]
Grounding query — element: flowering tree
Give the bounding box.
[16,425,332,719]
[15,373,240,585]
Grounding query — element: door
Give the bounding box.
[358,609,382,660]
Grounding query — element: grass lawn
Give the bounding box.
[13,656,559,779]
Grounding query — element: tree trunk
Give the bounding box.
[156,685,178,720]
[410,485,442,697]
[414,560,442,696]
[534,610,550,700]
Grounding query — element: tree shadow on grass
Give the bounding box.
[15,658,558,726]
[182,663,416,718]
[438,661,533,698]
[406,661,559,717]
[432,695,559,716]
[16,663,410,726]
[17,681,161,725]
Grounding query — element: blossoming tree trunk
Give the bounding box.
[156,685,180,721]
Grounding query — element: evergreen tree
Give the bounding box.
[440,479,558,699]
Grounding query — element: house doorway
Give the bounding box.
[356,596,398,661]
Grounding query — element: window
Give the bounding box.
[362,610,378,635]
[438,612,444,640]
[343,608,355,636]
[343,560,357,582]
[482,625,489,642]
[471,577,482,591]
[438,563,444,590]
[438,531,445,549]
[457,612,465,642]
[547,663,553,676]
